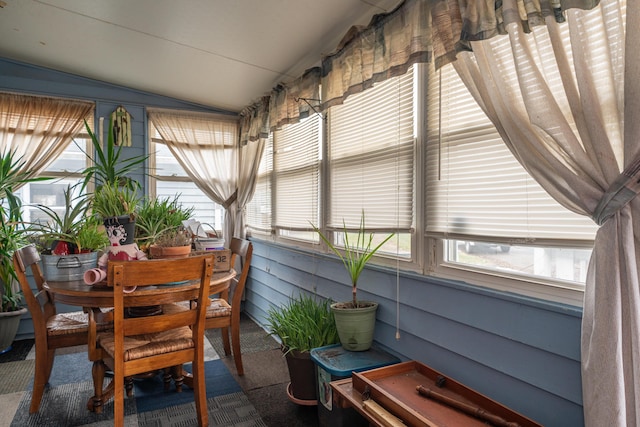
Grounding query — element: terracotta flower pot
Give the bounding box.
[149,244,192,259]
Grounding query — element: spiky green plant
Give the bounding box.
[0,150,51,311]
[90,180,140,219]
[30,184,103,253]
[265,294,339,354]
[80,119,148,191]
[135,195,194,248]
[311,211,394,308]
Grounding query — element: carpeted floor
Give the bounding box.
[0,313,320,427]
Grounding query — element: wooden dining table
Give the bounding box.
[44,268,237,412]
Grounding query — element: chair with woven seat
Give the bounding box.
[204,237,252,376]
[12,244,111,413]
[88,253,215,427]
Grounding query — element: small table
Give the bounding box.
[45,269,236,308]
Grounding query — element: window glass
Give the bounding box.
[425,57,596,288]
[326,67,416,258]
[16,122,92,224]
[273,114,321,242]
[149,136,224,232]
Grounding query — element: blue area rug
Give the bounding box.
[10,351,263,427]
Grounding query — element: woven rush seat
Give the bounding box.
[46,311,111,336]
[170,298,231,318]
[97,328,194,361]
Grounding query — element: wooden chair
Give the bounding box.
[12,244,111,413]
[203,237,252,376]
[88,254,214,427]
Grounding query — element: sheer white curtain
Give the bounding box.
[0,92,93,179]
[237,99,269,238]
[448,0,637,424]
[148,109,239,244]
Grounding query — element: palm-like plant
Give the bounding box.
[80,119,148,191]
[0,150,50,312]
[311,211,394,308]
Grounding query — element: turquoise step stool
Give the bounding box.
[310,343,401,427]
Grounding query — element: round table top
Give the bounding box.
[45,269,236,308]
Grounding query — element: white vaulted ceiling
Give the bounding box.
[0,0,400,112]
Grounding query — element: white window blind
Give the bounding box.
[273,115,320,231]
[246,134,272,233]
[424,60,597,243]
[327,67,415,231]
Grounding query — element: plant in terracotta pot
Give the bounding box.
[311,211,394,351]
[265,293,339,404]
[148,227,193,259]
[135,195,194,252]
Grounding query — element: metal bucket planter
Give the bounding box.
[41,251,99,282]
[331,301,378,351]
[0,307,27,353]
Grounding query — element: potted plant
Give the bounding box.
[30,184,109,281]
[265,293,339,404]
[148,227,193,259]
[80,118,147,192]
[0,150,51,353]
[135,195,194,252]
[79,116,150,280]
[311,212,394,351]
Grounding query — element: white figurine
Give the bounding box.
[84,219,147,292]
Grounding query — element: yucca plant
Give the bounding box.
[265,294,339,354]
[80,119,148,191]
[310,211,394,308]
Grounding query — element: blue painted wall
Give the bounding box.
[2,57,585,427]
[0,57,233,340]
[244,240,584,427]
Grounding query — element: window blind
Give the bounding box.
[424,59,598,243]
[327,68,415,231]
[273,115,320,231]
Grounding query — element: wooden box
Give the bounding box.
[193,249,231,272]
[211,249,231,272]
[332,360,542,427]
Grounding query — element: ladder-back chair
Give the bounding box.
[13,244,111,413]
[88,253,214,427]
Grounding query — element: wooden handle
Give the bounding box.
[362,399,406,427]
[416,385,521,427]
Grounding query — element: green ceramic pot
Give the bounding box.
[331,301,378,351]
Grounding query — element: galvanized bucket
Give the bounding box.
[41,252,99,281]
